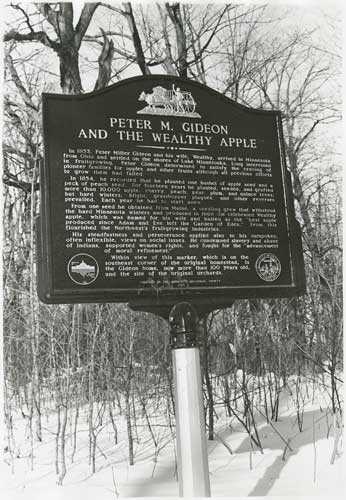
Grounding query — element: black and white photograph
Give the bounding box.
[1,1,343,498]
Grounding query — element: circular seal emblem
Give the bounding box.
[255,253,281,282]
[67,253,99,285]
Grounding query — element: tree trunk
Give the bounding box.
[30,162,41,443]
[125,393,134,465]
[58,46,83,94]
[166,3,188,77]
[286,143,320,268]
[58,403,68,484]
[123,2,150,75]
[94,30,115,91]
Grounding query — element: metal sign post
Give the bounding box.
[169,302,211,497]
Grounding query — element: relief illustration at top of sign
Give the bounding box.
[137,84,201,118]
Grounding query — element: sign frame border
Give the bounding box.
[37,75,306,305]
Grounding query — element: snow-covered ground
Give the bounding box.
[1,380,344,499]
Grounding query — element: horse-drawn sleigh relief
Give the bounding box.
[137,84,201,118]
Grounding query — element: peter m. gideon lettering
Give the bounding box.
[37,75,305,309]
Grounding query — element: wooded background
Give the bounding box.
[3,1,342,484]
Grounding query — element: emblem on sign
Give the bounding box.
[137,84,201,117]
[255,254,281,282]
[67,254,99,285]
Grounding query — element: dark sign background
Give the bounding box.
[38,75,305,310]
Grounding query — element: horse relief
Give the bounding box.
[138,84,201,117]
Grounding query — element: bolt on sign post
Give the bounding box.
[37,75,306,497]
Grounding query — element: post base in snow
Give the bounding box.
[169,302,211,497]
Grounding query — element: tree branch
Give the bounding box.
[99,2,124,15]
[12,3,35,33]
[36,3,60,33]
[294,119,321,154]
[122,2,150,75]
[4,29,59,51]
[186,6,229,66]
[3,168,40,193]
[84,31,132,42]
[5,51,40,115]
[75,3,100,48]
[93,29,114,91]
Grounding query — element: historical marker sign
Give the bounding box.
[37,75,305,307]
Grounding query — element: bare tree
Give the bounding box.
[4,2,113,93]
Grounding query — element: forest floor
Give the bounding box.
[1,376,344,499]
